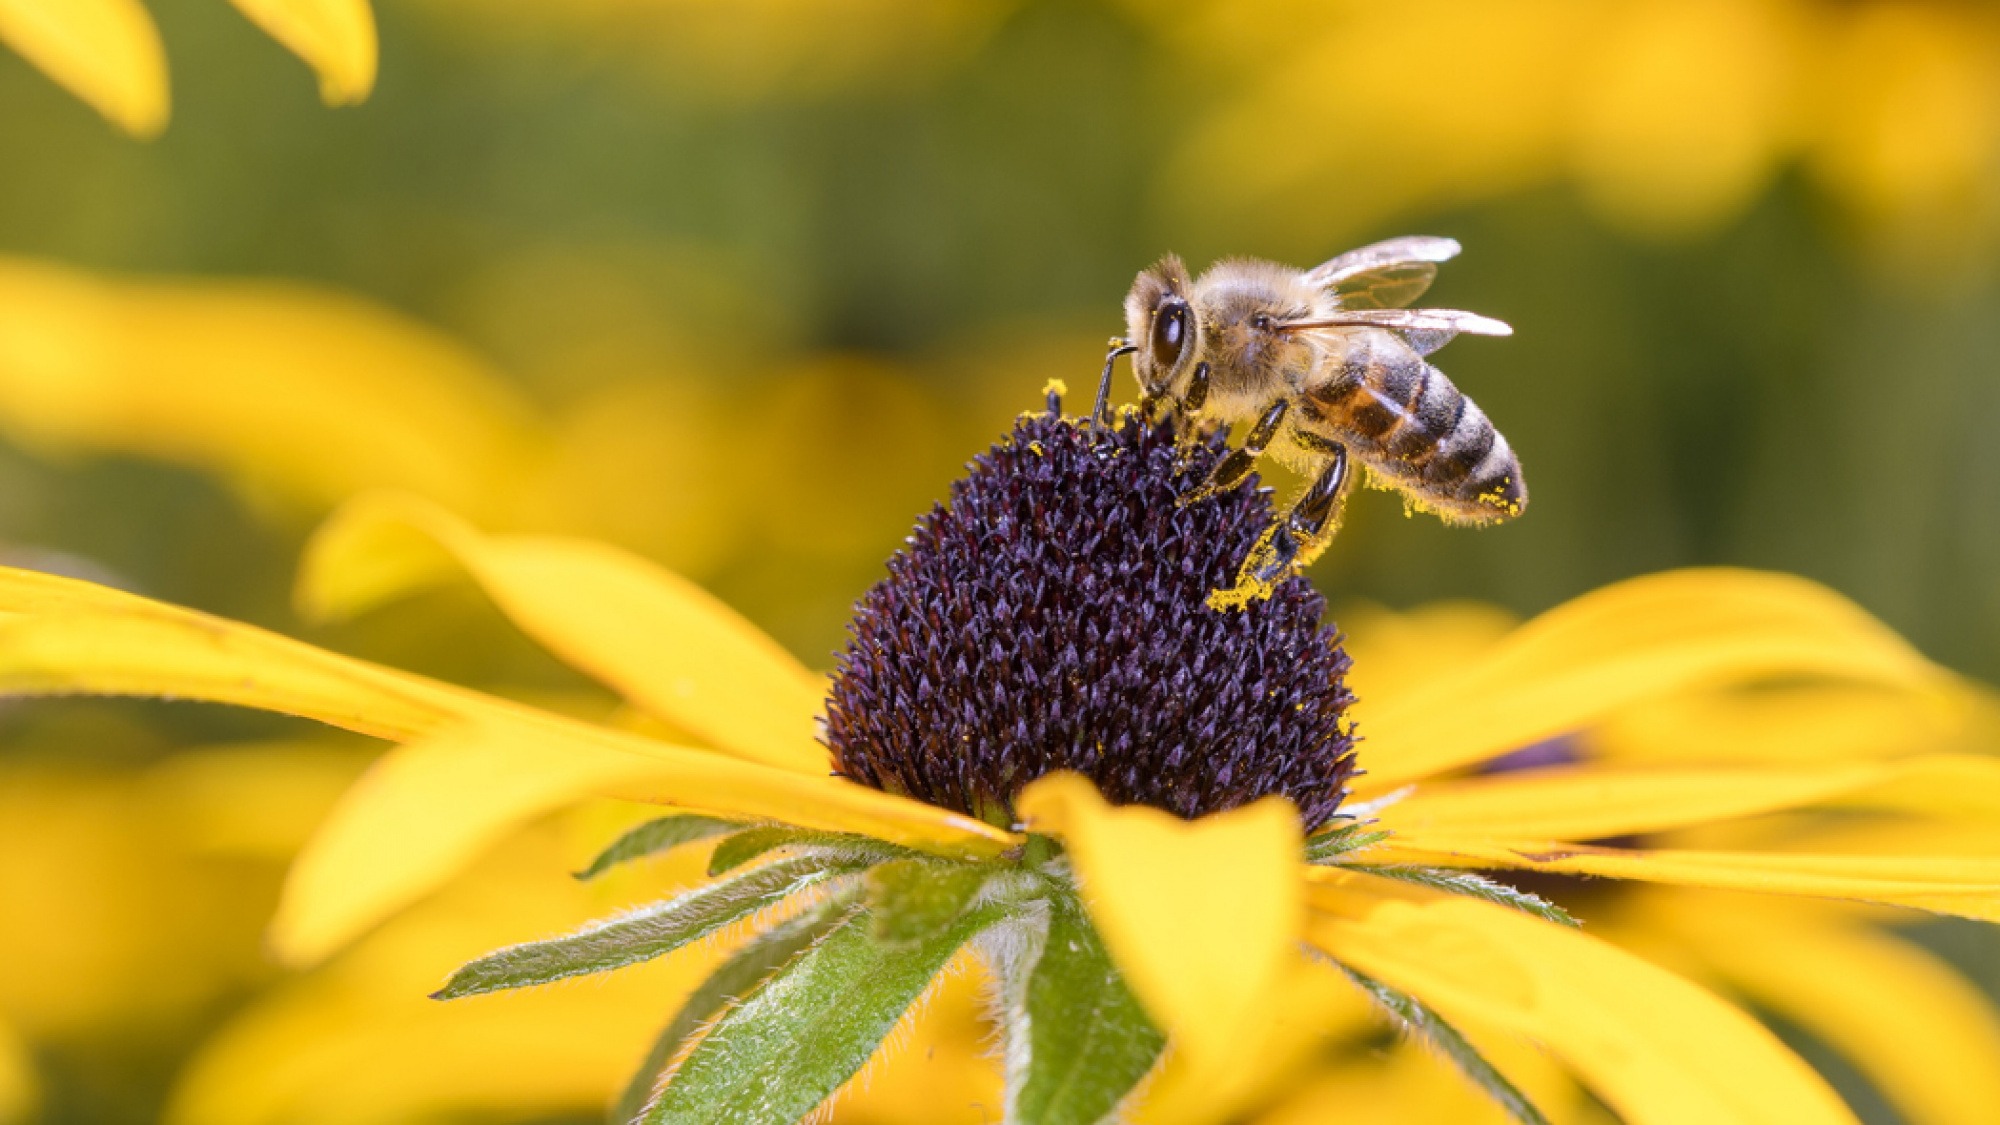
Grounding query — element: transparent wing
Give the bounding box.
[1304,236,1463,309]
[1280,308,1510,358]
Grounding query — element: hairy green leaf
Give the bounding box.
[1345,865,1578,928]
[707,824,920,878]
[433,858,843,999]
[863,858,993,947]
[1342,967,1553,1125]
[1303,823,1391,864]
[575,815,746,881]
[1009,891,1166,1125]
[611,893,857,1124]
[640,901,1004,1125]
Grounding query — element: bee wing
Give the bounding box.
[1304,236,1462,309]
[1279,308,1511,356]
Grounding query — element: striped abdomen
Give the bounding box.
[1306,331,1526,523]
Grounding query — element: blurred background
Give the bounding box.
[2,0,1999,1122]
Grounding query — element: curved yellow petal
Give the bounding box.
[1016,773,1302,1076]
[1628,896,2000,1125]
[0,1016,35,1125]
[0,257,540,520]
[274,716,1011,965]
[1592,679,1992,766]
[1359,569,1943,791]
[0,0,166,136]
[1380,755,2000,842]
[1380,833,2000,920]
[0,566,1007,962]
[224,0,375,104]
[0,565,467,742]
[1134,955,1372,1125]
[1305,870,1858,1125]
[300,493,828,774]
[267,722,678,966]
[173,826,721,1125]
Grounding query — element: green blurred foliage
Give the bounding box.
[3,1,2000,1122]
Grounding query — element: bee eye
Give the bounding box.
[1152,303,1190,370]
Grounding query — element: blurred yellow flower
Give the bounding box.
[0,257,541,523]
[1146,0,2000,259]
[1,397,1996,1121]
[0,0,375,136]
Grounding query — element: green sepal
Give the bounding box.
[863,858,992,947]
[1009,889,1166,1125]
[1342,966,1553,1125]
[1344,865,1578,928]
[432,857,843,1000]
[707,825,921,878]
[575,815,746,881]
[1303,822,1391,864]
[639,900,1005,1125]
[611,891,858,1124]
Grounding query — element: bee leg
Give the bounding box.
[1207,445,1351,611]
[1179,397,1288,506]
[1093,338,1137,425]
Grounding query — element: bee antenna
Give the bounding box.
[1094,338,1137,426]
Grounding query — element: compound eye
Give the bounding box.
[1151,301,1190,372]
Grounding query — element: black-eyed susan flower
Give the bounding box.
[3,391,1999,1125]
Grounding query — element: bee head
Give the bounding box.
[1124,255,1201,400]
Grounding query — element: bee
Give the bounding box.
[1093,236,1524,609]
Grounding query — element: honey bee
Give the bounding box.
[1094,236,1524,609]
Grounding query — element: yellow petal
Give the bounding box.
[1592,678,1993,766]
[300,493,828,774]
[274,716,1011,965]
[1626,895,2000,1125]
[0,257,540,520]
[0,565,467,742]
[172,823,722,1125]
[1379,755,2000,842]
[1015,773,1302,1076]
[268,721,677,966]
[0,1016,35,1125]
[1134,955,1373,1125]
[1305,870,1858,1125]
[1379,833,2000,920]
[1251,1016,1591,1125]
[0,0,167,136]
[224,0,375,104]
[1358,569,1942,791]
[0,566,1008,962]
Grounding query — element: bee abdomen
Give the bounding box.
[1429,392,1524,521]
[1374,359,1526,523]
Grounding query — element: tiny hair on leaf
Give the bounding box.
[575,815,747,881]
[611,891,859,1124]
[639,901,1005,1124]
[433,858,849,999]
[1346,865,1579,928]
[707,824,924,878]
[1303,823,1391,864]
[1342,966,1554,1125]
[1007,888,1166,1125]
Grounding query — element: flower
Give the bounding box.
[2,392,1998,1125]
[0,0,377,136]
[1225,612,2000,1125]
[1143,0,2000,261]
